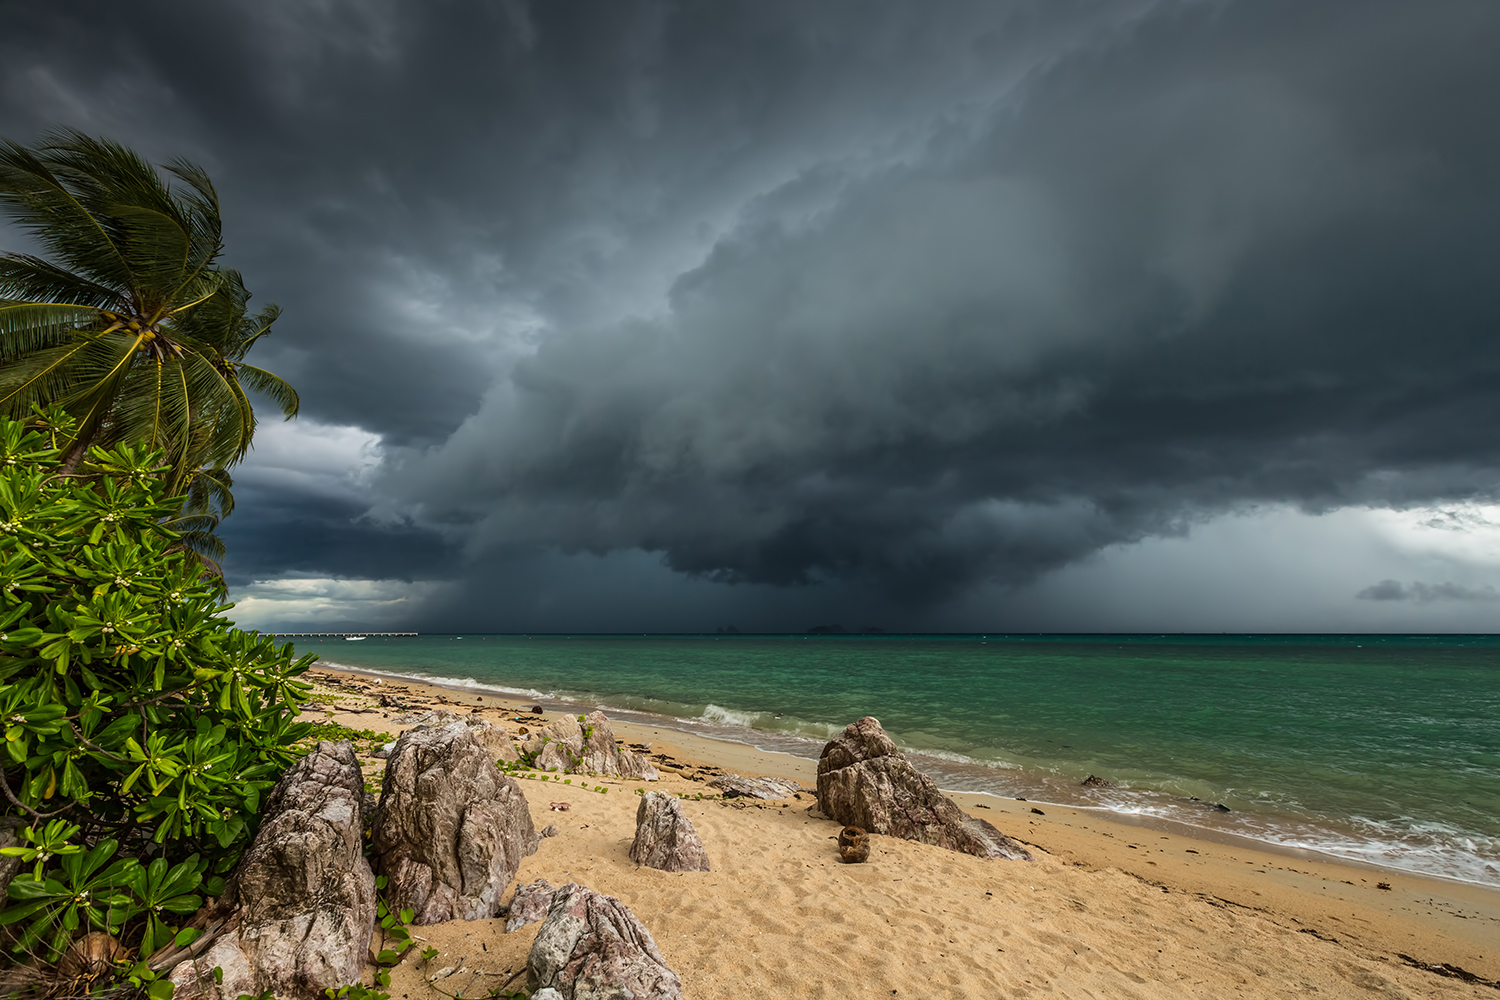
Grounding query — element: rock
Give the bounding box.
[465,717,521,763]
[706,774,802,799]
[527,884,681,1000]
[373,742,396,759]
[519,712,657,779]
[816,717,1032,861]
[541,824,560,838]
[0,819,22,905]
[371,721,539,924]
[628,792,710,872]
[532,990,565,1000]
[1081,774,1113,788]
[170,742,377,1000]
[837,826,870,864]
[505,878,558,932]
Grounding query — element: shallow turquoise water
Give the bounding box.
[291,633,1500,884]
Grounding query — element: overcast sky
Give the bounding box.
[4,0,1500,632]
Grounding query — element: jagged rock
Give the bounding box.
[837,825,870,864]
[541,823,560,838]
[373,742,396,759]
[1081,774,1113,788]
[527,884,681,1000]
[505,878,558,932]
[628,792,710,872]
[706,774,802,799]
[532,990,564,1000]
[170,742,377,1000]
[816,717,1032,861]
[466,717,521,763]
[371,721,539,924]
[519,712,657,779]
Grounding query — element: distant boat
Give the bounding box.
[345,636,367,641]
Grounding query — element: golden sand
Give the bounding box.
[306,666,1500,999]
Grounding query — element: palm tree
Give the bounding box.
[0,130,298,486]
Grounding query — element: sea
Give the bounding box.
[288,633,1500,887]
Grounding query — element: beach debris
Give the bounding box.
[837,825,871,863]
[171,741,377,1000]
[56,932,130,990]
[629,791,711,872]
[505,878,559,932]
[1030,808,1045,815]
[816,717,1033,861]
[392,708,464,726]
[372,721,539,924]
[541,824,560,838]
[520,711,659,780]
[527,883,681,1000]
[550,801,571,811]
[706,773,803,799]
[1081,774,1114,788]
[527,705,545,714]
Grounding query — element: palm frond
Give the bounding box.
[233,364,300,420]
[0,338,102,415]
[0,301,99,359]
[110,203,192,305]
[0,255,124,309]
[0,137,134,288]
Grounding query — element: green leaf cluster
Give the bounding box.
[0,414,314,961]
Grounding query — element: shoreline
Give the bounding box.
[308,662,1500,989]
[314,658,1497,890]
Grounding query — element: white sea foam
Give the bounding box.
[316,661,556,701]
[312,660,1499,887]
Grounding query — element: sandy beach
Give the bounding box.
[305,665,1500,998]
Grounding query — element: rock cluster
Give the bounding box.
[527,883,681,1000]
[371,721,539,923]
[817,717,1032,861]
[628,792,711,872]
[518,711,658,779]
[170,742,377,1000]
[706,773,802,799]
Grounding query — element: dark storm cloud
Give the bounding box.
[3,0,1500,621]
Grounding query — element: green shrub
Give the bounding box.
[0,414,315,962]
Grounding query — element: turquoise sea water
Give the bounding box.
[293,633,1500,886]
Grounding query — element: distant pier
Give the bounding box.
[266,632,419,637]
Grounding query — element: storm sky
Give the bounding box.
[4,0,1500,632]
